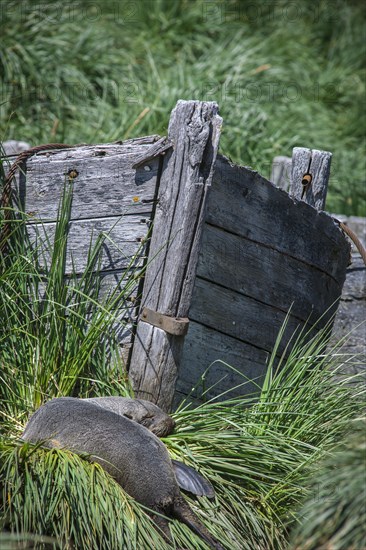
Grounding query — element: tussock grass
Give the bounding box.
[0,181,138,435]
[0,440,170,550]
[1,328,365,547]
[288,419,366,550]
[1,0,365,214]
[0,140,365,547]
[167,333,365,548]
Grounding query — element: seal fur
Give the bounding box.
[83,396,214,498]
[22,398,224,550]
[83,396,175,437]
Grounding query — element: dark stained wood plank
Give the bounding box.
[207,154,350,284]
[189,278,320,356]
[176,321,269,404]
[197,223,343,321]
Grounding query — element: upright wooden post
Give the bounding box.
[270,155,292,191]
[291,147,332,211]
[129,100,222,411]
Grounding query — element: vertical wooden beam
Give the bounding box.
[291,147,332,211]
[128,100,222,411]
[270,155,292,191]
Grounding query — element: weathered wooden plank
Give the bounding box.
[2,140,157,370]
[26,215,150,274]
[176,321,269,405]
[97,270,141,301]
[37,271,140,322]
[189,278,321,356]
[10,142,159,221]
[291,147,332,210]
[207,154,349,284]
[132,136,173,169]
[197,223,343,321]
[109,320,134,345]
[129,100,222,411]
[270,155,292,190]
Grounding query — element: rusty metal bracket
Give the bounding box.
[141,307,189,336]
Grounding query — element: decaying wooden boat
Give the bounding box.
[1,100,350,411]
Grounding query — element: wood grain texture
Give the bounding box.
[189,277,320,355]
[26,215,149,274]
[175,321,269,406]
[11,142,159,221]
[291,147,332,210]
[207,154,349,283]
[330,216,366,374]
[270,155,292,190]
[5,139,160,359]
[4,132,351,409]
[129,100,222,411]
[197,223,343,321]
[176,153,349,405]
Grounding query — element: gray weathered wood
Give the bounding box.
[27,215,149,274]
[3,123,351,409]
[11,141,159,221]
[129,100,222,411]
[270,155,292,190]
[132,136,173,169]
[4,138,161,363]
[290,147,332,210]
[330,215,366,374]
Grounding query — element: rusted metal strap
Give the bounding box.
[132,136,173,169]
[333,218,366,266]
[141,307,189,336]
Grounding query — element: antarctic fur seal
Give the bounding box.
[82,396,214,498]
[83,396,175,437]
[22,398,224,550]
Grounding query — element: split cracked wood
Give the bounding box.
[291,147,332,210]
[128,100,222,411]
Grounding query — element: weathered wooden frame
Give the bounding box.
[2,100,350,412]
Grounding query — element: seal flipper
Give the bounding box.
[171,460,215,499]
[172,496,225,550]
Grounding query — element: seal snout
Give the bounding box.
[151,415,176,437]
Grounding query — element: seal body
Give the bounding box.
[22,397,178,509]
[84,396,175,437]
[22,398,224,549]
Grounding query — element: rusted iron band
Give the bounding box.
[141,307,189,336]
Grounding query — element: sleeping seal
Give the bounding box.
[22,398,224,550]
[82,396,214,498]
[83,396,175,437]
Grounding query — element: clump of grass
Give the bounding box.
[288,419,366,550]
[0,439,170,550]
[167,330,365,548]
[0,180,139,435]
[1,325,364,548]
[1,0,365,214]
